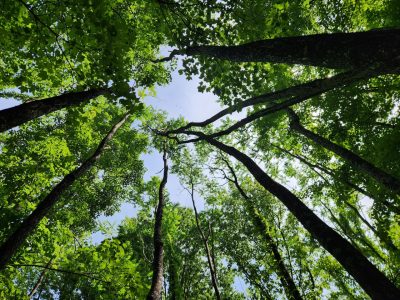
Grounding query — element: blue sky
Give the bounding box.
[0,61,249,295]
[94,66,224,229]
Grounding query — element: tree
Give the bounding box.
[167,130,399,299]
[0,89,108,132]
[0,111,131,270]
[147,147,168,300]
[1,0,400,299]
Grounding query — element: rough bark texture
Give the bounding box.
[225,163,302,300]
[189,184,221,300]
[0,113,130,270]
[185,131,400,300]
[186,29,400,70]
[0,88,108,132]
[286,108,400,194]
[147,149,168,300]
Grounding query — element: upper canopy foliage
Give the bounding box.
[0,0,399,299]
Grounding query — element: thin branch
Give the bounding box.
[28,258,54,298]
[9,263,111,283]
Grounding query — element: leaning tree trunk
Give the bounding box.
[286,108,400,194]
[225,164,303,300]
[183,131,400,300]
[0,113,130,270]
[147,149,168,300]
[189,183,221,300]
[0,88,108,132]
[185,29,400,70]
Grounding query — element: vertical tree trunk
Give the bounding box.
[147,148,168,300]
[0,88,109,132]
[286,108,400,194]
[185,131,400,300]
[189,183,221,300]
[185,29,400,70]
[223,162,303,300]
[0,113,130,270]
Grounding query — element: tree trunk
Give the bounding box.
[147,148,168,300]
[189,183,221,300]
[0,113,130,270]
[286,108,400,194]
[185,131,400,300]
[186,29,400,70]
[0,88,108,132]
[224,163,303,300]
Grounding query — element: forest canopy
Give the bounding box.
[0,0,400,299]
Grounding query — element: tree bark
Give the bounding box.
[147,148,168,300]
[224,162,303,300]
[189,183,221,300]
[186,29,400,70]
[0,88,108,132]
[182,131,400,300]
[286,108,400,194]
[0,113,130,270]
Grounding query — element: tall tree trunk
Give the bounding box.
[0,113,130,270]
[185,29,400,70]
[223,162,303,300]
[183,131,400,300]
[147,148,168,300]
[189,183,221,300]
[0,88,108,132]
[286,108,400,194]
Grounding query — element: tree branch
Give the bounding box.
[9,263,110,283]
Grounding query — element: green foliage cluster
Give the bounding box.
[0,0,399,299]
